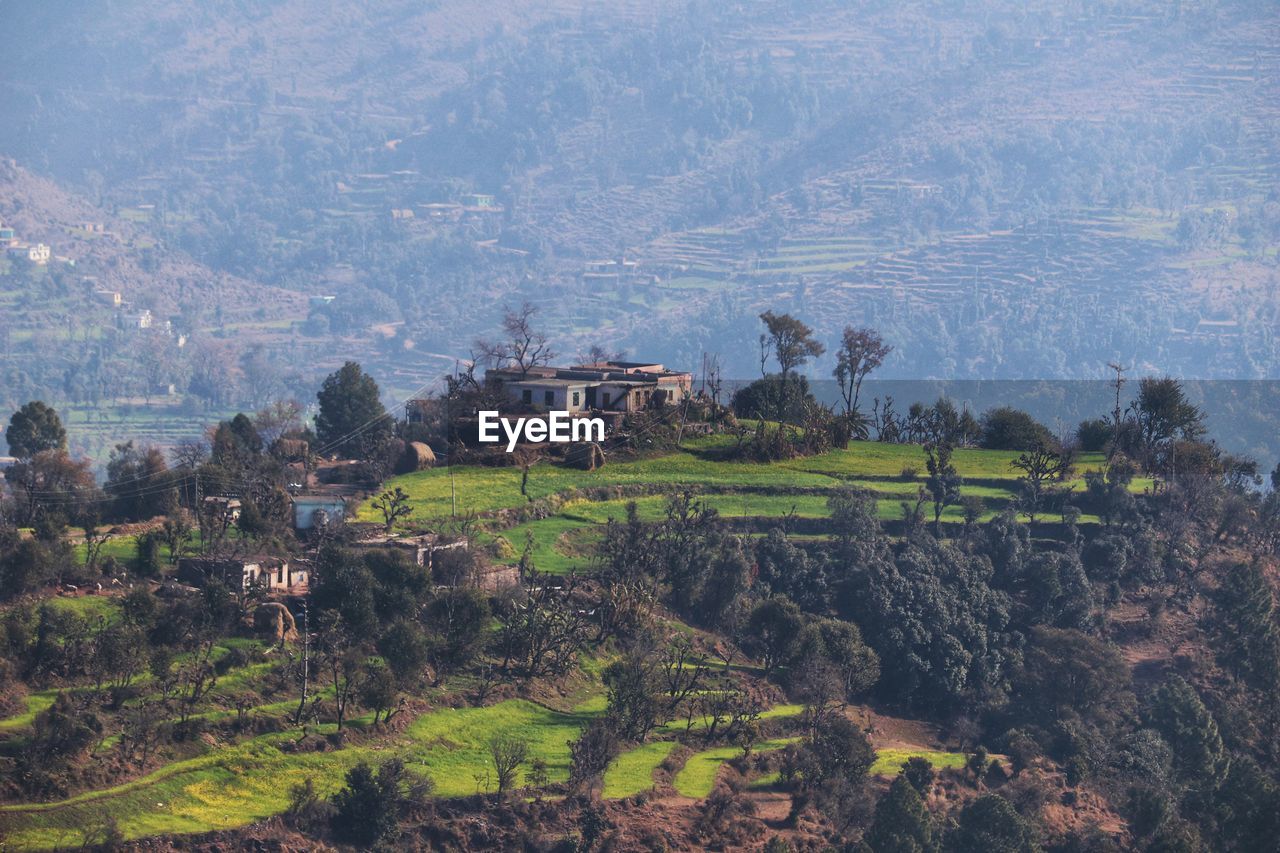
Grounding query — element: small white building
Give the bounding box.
[7,243,50,265]
[292,494,349,530]
[506,378,593,413]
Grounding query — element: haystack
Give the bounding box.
[566,441,606,471]
[397,440,436,473]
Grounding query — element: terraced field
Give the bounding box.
[361,439,1149,574]
[0,685,969,849]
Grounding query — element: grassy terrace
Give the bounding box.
[360,439,1148,574]
[0,699,591,850]
[0,686,971,848]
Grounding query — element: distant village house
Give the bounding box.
[177,555,308,592]
[488,360,693,414]
[292,494,349,530]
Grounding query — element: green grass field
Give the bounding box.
[1,682,971,848]
[363,441,1142,526]
[869,748,970,776]
[0,699,592,850]
[671,738,798,798]
[601,740,679,799]
[362,441,1145,574]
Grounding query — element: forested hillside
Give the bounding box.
[1,0,1277,439]
[1,349,1279,851]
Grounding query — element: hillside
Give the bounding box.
[0,158,306,323]
[0,0,1276,397]
[0,351,1277,851]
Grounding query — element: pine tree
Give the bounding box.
[315,361,391,459]
[1210,563,1280,694]
[1145,675,1227,785]
[948,794,1040,853]
[864,774,938,853]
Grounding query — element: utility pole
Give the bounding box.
[293,602,310,727]
[447,365,457,517]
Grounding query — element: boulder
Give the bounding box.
[253,602,298,643]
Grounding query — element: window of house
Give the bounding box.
[572,391,580,407]
[544,390,555,406]
[602,392,611,407]
[522,389,532,404]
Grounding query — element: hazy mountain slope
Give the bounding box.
[0,0,1276,388]
[0,158,306,323]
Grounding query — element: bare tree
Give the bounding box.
[488,734,529,793]
[476,303,557,379]
[371,487,414,532]
[1107,361,1127,457]
[660,636,709,715]
[578,343,623,365]
[1013,440,1070,526]
[701,352,724,405]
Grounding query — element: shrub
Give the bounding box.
[979,407,1053,451]
[1076,418,1111,452]
[330,759,406,846]
[730,374,815,424]
[902,756,935,793]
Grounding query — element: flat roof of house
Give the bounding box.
[508,378,591,387]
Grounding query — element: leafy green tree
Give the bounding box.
[841,535,1009,711]
[315,361,391,459]
[1133,377,1205,450]
[865,774,939,853]
[833,326,892,418]
[329,758,406,846]
[423,587,491,677]
[1145,818,1205,853]
[1022,551,1095,629]
[210,413,263,471]
[359,659,399,724]
[828,487,881,554]
[745,595,803,674]
[788,618,880,703]
[729,373,816,424]
[6,401,66,459]
[948,794,1040,853]
[755,528,829,611]
[376,618,429,686]
[980,407,1053,451]
[1012,627,1132,730]
[759,310,825,380]
[1212,755,1280,851]
[1075,418,1112,452]
[132,531,164,578]
[924,442,962,531]
[902,756,935,793]
[105,441,176,521]
[309,548,378,637]
[788,714,875,834]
